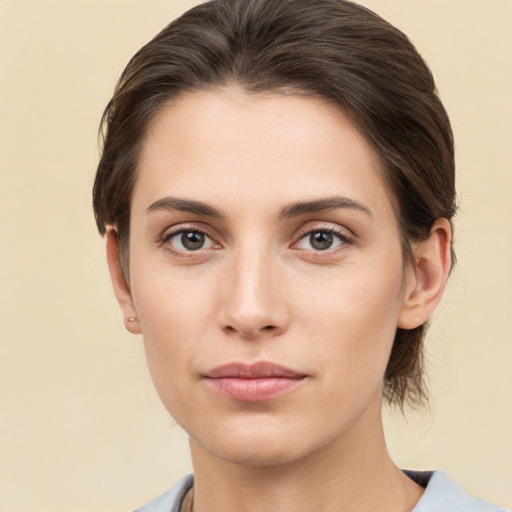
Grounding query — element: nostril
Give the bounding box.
[222,324,277,336]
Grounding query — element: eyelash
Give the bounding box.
[293,226,353,253]
[159,224,353,256]
[160,225,219,257]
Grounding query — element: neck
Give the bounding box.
[189,393,424,512]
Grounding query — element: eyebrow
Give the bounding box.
[145,195,372,220]
[279,196,373,219]
[146,197,225,218]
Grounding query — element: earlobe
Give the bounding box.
[106,229,141,334]
[397,218,452,330]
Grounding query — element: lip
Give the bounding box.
[203,362,307,402]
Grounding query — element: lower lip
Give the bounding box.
[205,377,305,402]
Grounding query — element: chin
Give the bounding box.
[206,438,303,467]
[189,415,330,468]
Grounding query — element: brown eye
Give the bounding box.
[294,229,347,252]
[309,231,334,250]
[165,229,216,252]
[181,231,205,250]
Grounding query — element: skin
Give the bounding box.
[107,88,451,512]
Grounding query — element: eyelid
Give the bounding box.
[157,221,355,255]
[159,223,222,253]
[291,223,355,252]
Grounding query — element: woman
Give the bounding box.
[93,0,505,510]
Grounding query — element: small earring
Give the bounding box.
[127,317,136,323]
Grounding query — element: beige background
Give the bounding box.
[0,1,511,511]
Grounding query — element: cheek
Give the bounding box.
[131,249,218,331]
[292,263,404,388]
[129,262,219,405]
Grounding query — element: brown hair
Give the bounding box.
[93,0,456,408]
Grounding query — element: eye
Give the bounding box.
[295,229,346,251]
[165,229,217,252]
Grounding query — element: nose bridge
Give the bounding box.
[220,239,287,338]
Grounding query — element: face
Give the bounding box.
[123,89,416,467]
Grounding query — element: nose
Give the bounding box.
[218,248,290,340]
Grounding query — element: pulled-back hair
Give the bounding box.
[93,0,456,408]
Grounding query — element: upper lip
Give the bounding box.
[203,361,305,379]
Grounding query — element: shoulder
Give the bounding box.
[133,474,193,512]
[405,470,508,512]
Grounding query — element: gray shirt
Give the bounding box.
[134,471,507,512]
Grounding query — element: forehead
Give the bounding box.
[133,88,394,219]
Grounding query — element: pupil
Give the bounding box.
[310,231,333,250]
[182,231,204,250]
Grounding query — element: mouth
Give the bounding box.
[202,361,307,402]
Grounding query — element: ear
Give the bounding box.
[398,218,452,329]
[106,229,141,334]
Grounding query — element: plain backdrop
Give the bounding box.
[0,1,511,511]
